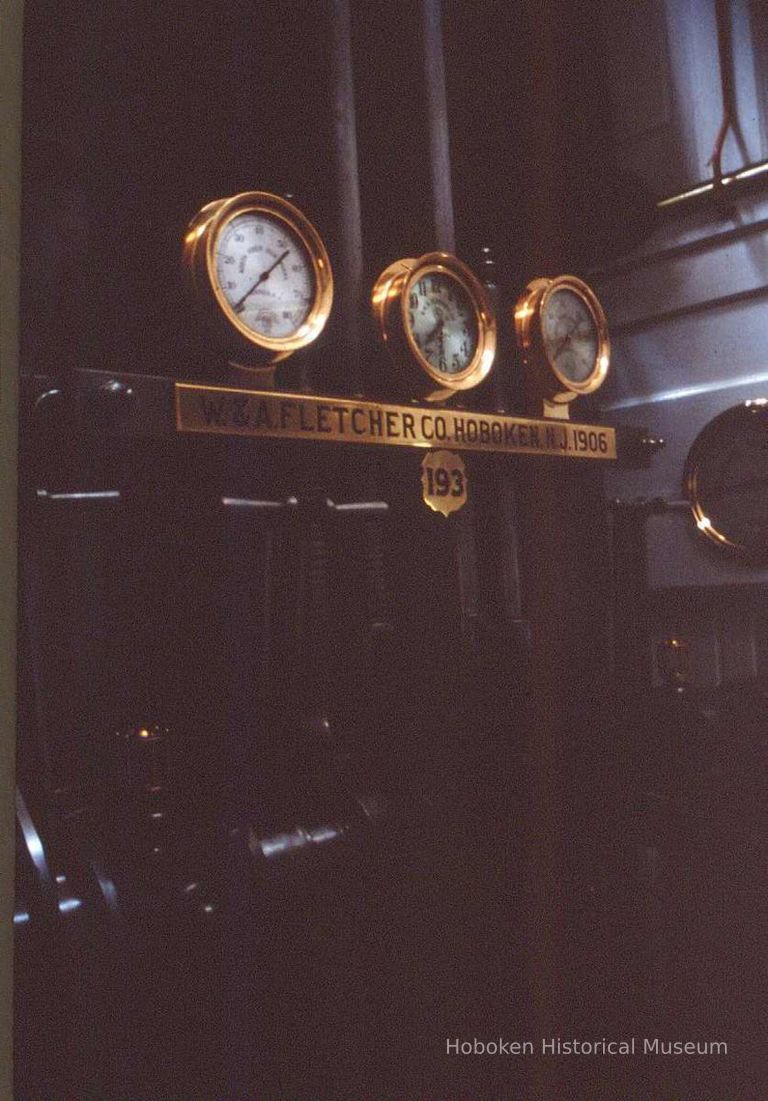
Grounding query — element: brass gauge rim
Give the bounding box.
[372,251,497,396]
[683,400,768,560]
[183,190,333,363]
[515,274,610,402]
[688,465,741,551]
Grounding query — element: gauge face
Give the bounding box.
[407,272,479,376]
[214,213,314,339]
[541,287,598,383]
[686,402,768,559]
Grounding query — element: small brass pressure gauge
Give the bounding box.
[514,274,609,416]
[372,251,496,402]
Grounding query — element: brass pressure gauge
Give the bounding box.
[371,251,496,402]
[514,274,609,416]
[183,191,333,367]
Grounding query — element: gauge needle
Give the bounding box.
[552,328,575,358]
[424,317,444,346]
[232,250,290,312]
[425,318,447,368]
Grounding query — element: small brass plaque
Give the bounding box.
[421,450,467,516]
[175,383,617,461]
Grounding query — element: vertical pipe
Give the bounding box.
[422,0,456,252]
[329,0,365,378]
[421,0,480,655]
[422,0,475,660]
[710,0,736,200]
[0,0,23,1093]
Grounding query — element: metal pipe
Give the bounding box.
[36,489,121,502]
[657,158,768,213]
[591,215,768,281]
[329,500,388,513]
[422,0,456,252]
[16,788,55,894]
[222,496,298,511]
[709,0,737,203]
[421,0,480,660]
[329,0,365,375]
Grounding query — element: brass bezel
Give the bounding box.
[684,400,768,562]
[183,190,333,365]
[514,274,610,405]
[371,251,496,401]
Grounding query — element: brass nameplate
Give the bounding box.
[175,383,617,461]
[421,450,468,516]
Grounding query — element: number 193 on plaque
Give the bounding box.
[420,449,468,516]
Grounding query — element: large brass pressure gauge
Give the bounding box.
[371,252,496,401]
[183,191,333,367]
[684,400,768,562]
[514,274,609,416]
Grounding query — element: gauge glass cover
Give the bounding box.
[214,212,315,340]
[407,272,479,377]
[542,287,598,383]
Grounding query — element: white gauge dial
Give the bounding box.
[215,213,314,339]
[407,273,478,376]
[541,288,598,383]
